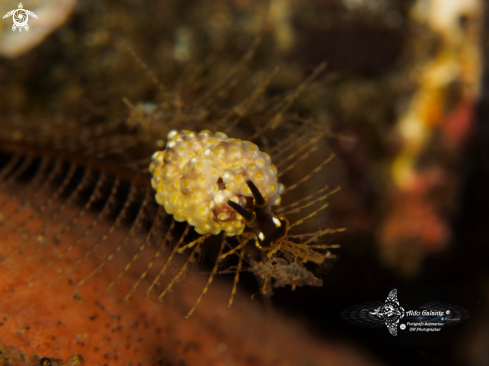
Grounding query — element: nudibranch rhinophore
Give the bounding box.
[149,130,288,248]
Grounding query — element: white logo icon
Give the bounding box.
[3,3,38,32]
[369,289,405,336]
[400,324,406,330]
[446,310,450,314]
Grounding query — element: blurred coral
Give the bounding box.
[378,0,483,276]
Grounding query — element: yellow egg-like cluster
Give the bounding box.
[149,130,285,236]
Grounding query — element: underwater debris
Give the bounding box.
[252,258,324,289]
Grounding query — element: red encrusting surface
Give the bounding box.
[0,192,378,366]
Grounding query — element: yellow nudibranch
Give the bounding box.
[149,130,285,239]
